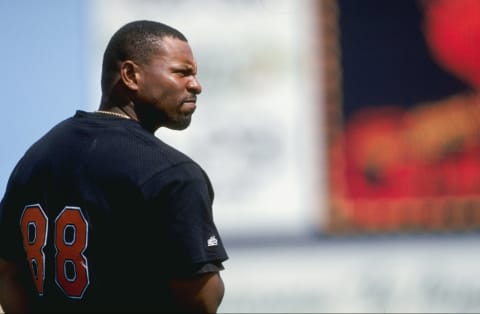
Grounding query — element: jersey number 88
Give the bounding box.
[19,204,90,299]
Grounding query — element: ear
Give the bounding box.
[120,60,140,91]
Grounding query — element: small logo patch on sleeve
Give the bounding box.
[207,235,218,247]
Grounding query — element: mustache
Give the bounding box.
[183,95,197,103]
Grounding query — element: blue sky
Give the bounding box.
[0,0,87,193]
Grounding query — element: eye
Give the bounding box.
[174,66,196,77]
[174,70,187,77]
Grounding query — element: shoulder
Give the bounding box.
[85,120,210,189]
[119,129,200,178]
[63,112,195,175]
[138,152,214,204]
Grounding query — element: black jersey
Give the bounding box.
[0,110,228,312]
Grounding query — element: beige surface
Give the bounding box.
[219,234,480,313]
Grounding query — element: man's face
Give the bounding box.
[135,37,202,130]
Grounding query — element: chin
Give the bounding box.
[166,119,191,130]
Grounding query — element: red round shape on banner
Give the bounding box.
[422,0,480,88]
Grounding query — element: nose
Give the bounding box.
[187,77,202,95]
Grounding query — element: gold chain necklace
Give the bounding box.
[95,110,131,120]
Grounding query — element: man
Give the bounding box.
[0,20,228,313]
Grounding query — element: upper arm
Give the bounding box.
[0,258,32,313]
[168,271,225,313]
[143,165,229,312]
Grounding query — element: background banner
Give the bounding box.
[324,0,480,234]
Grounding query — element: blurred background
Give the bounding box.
[1,0,480,312]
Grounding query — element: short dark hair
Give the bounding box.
[101,20,188,93]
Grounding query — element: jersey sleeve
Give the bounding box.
[141,162,229,278]
[0,193,26,262]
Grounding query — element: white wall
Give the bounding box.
[87,0,325,238]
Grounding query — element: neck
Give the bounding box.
[100,84,168,132]
[99,94,138,121]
